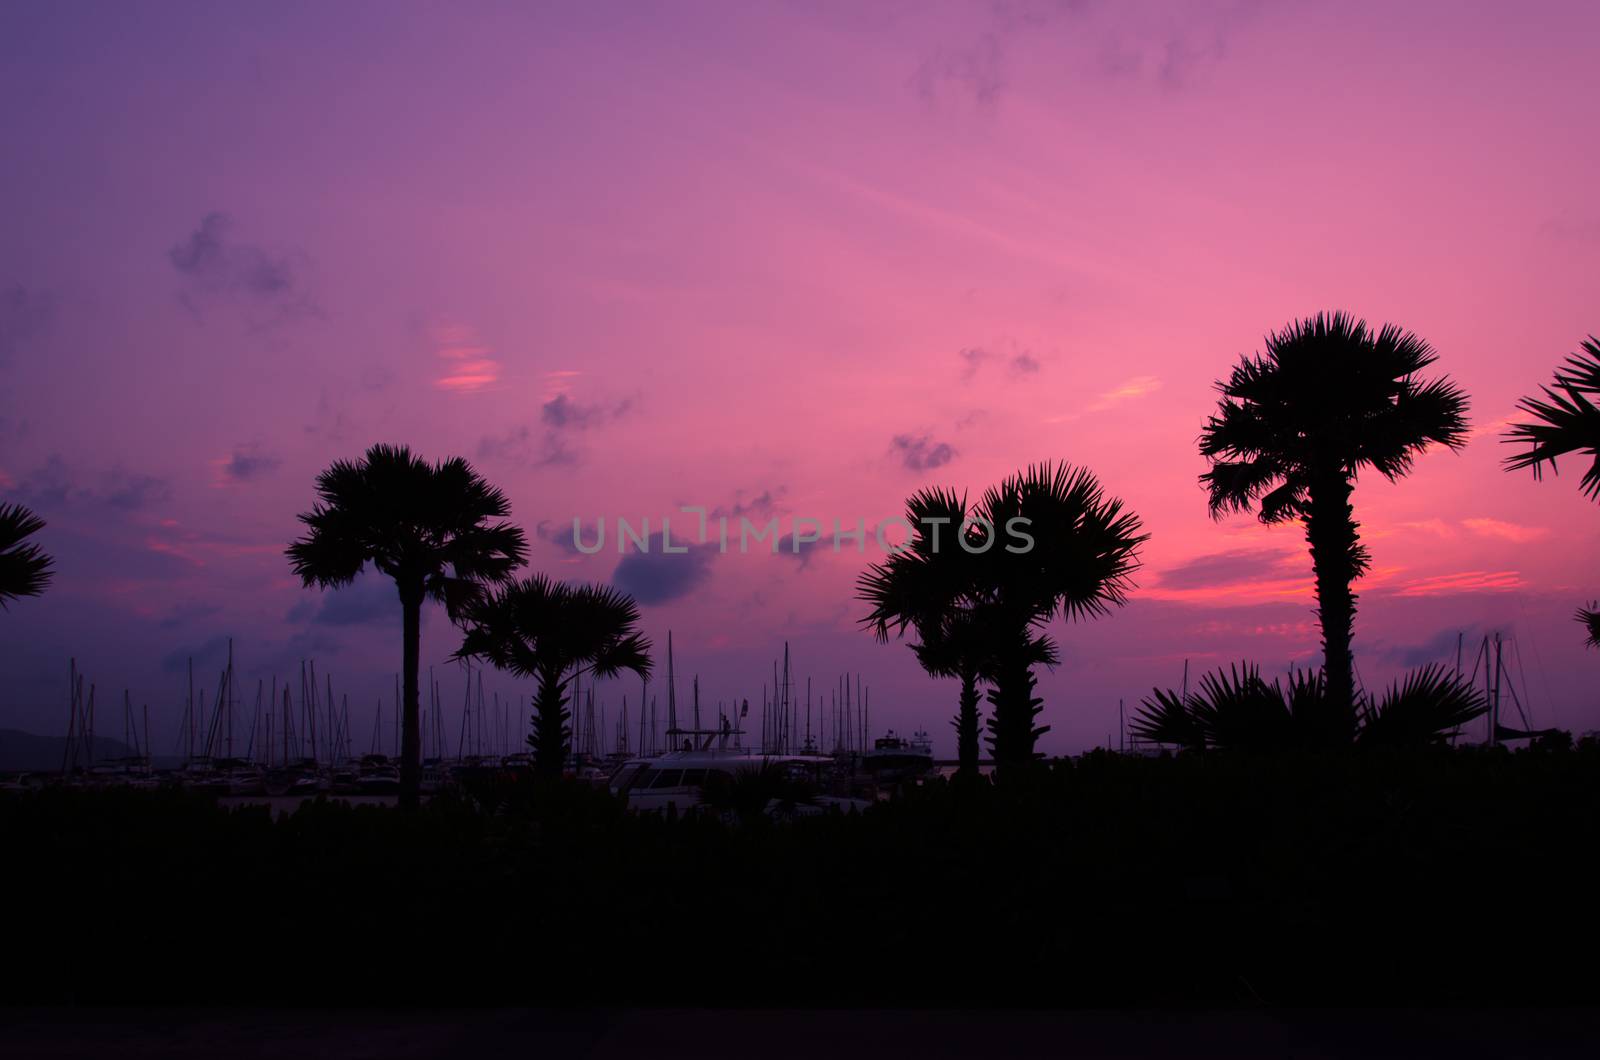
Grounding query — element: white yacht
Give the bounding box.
[609,746,863,816]
[861,729,935,783]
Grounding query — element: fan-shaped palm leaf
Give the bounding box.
[1575,604,1600,650]
[1357,664,1486,748]
[1505,337,1600,500]
[0,503,54,608]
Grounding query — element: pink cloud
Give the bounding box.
[1392,571,1525,597]
[432,323,500,393]
[1461,518,1549,544]
[1088,375,1163,413]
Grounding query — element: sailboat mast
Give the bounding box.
[666,631,677,739]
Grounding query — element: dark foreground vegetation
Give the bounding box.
[6,745,1599,1009]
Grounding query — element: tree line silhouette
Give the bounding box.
[867,317,1598,768]
[3,314,1596,798]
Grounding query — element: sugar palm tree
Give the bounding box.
[859,465,1143,774]
[859,488,992,779]
[1504,337,1600,647]
[287,444,527,806]
[909,610,1004,781]
[975,463,1144,768]
[0,503,53,608]
[1200,313,1469,711]
[456,574,652,778]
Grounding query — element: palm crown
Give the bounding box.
[287,443,527,612]
[457,574,652,776]
[457,574,653,684]
[1201,313,1470,522]
[0,503,54,608]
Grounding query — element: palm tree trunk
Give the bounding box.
[953,666,981,780]
[530,669,569,779]
[985,640,1045,775]
[1306,470,1358,717]
[398,581,423,809]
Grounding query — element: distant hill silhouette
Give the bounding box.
[0,728,135,772]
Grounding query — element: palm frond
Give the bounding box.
[0,503,54,607]
[977,460,1146,624]
[455,575,653,685]
[1130,687,1205,749]
[1356,664,1486,748]
[1504,340,1600,500]
[1577,603,1600,649]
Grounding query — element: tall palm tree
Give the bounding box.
[456,574,652,778]
[1504,337,1600,646]
[1200,313,1469,711]
[975,464,1144,768]
[859,465,1143,774]
[909,611,1002,780]
[287,444,527,806]
[860,489,993,779]
[0,503,53,608]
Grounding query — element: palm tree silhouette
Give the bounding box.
[1504,337,1600,647]
[860,488,995,780]
[1131,661,1484,751]
[860,465,1143,774]
[287,444,527,806]
[0,503,54,608]
[456,574,652,778]
[976,464,1143,768]
[1200,313,1469,711]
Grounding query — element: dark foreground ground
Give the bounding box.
[4,746,1598,1011]
[3,1007,1598,1059]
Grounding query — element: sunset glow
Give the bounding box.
[2,0,1597,752]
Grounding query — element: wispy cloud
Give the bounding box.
[611,532,717,605]
[959,344,1041,380]
[913,32,1006,111]
[212,444,281,486]
[1391,519,1458,539]
[286,573,399,627]
[431,322,500,393]
[478,392,631,468]
[890,433,957,472]
[1392,570,1524,597]
[4,455,170,514]
[169,212,316,323]
[535,518,605,559]
[1088,375,1162,412]
[1462,518,1549,544]
[1146,546,1311,604]
[709,486,788,522]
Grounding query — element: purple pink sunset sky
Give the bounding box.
[2,0,1598,753]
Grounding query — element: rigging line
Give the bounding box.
[1466,635,1488,687]
[1508,635,1538,731]
[1500,657,1534,731]
[1514,598,1561,729]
